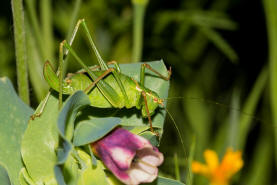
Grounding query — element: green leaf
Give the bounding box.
[21,93,59,185]
[73,117,121,146]
[77,150,108,185]
[55,91,91,183]
[19,168,36,185]
[0,77,33,185]
[0,164,11,185]
[139,131,159,146]
[148,176,185,185]
[56,91,91,164]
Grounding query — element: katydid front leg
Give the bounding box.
[30,19,83,120]
[30,41,66,120]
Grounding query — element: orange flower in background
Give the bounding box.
[192,148,243,185]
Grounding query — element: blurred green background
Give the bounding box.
[1,0,277,184]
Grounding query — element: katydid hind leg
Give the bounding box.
[77,20,130,107]
[135,62,171,109]
[107,61,121,72]
[78,19,108,70]
[141,91,159,136]
[63,40,123,107]
[141,63,172,82]
[83,68,115,94]
[108,61,130,108]
[83,62,123,94]
[74,61,121,74]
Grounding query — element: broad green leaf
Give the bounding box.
[19,168,36,185]
[55,91,91,183]
[57,154,79,185]
[56,90,90,164]
[148,176,185,185]
[77,150,108,185]
[0,164,11,185]
[0,77,33,185]
[21,93,59,185]
[139,131,159,146]
[126,126,150,134]
[73,117,121,146]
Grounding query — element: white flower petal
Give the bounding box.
[136,160,157,175]
[110,147,133,169]
[136,148,164,166]
[128,164,158,184]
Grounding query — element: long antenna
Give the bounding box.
[165,108,191,183]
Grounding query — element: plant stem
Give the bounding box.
[11,0,30,105]
[40,0,54,62]
[25,0,47,61]
[132,0,148,62]
[263,0,277,167]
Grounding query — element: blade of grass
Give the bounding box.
[25,0,47,61]
[131,0,148,62]
[173,153,180,181]
[26,20,48,101]
[263,0,277,167]
[11,0,30,105]
[228,89,240,149]
[238,66,268,149]
[40,0,54,62]
[186,136,195,185]
[200,27,238,63]
[241,125,273,185]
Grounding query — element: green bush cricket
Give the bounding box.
[40,19,171,134]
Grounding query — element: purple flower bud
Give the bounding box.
[91,128,164,185]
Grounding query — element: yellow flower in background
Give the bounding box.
[192,148,243,185]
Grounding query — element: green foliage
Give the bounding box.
[11,0,29,104]
[73,117,121,146]
[0,163,11,185]
[264,0,277,168]
[1,0,276,184]
[21,93,60,184]
[149,176,185,185]
[0,77,33,185]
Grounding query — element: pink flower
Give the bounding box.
[91,128,164,185]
